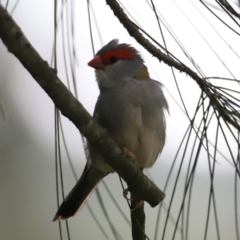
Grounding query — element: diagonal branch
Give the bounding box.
[106,0,240,131]
[0,4,165,207]
[218,0,240,20]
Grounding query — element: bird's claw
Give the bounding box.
[123,188,143,211]
[122,147,136,160]
[123,188,132,200]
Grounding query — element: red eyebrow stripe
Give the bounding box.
[99,49,136,65]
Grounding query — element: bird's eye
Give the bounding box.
[110,56,118,64]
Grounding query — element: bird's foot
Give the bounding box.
[123,188,132,200]
[122,147,136,160]
[123,188,143,211]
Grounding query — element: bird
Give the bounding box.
[53,39,168,221]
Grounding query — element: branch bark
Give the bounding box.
[218,0,240,20]
[106,0,240,131]
[0,4,165,207]
[130,193,146,240]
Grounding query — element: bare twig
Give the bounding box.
[0,4,165,208]
[105,0,240,131]
[218,0,240,20]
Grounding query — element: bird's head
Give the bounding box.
[88,39,149,88]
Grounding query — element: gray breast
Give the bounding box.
[93,78,168,169]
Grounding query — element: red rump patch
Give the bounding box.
[99,48,136,65]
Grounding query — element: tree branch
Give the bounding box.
[130,193,146,240]
[106,0,240,131]
[218,0,240,20]
[0,4,165,207]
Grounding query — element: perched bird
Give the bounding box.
[53,39,168,221]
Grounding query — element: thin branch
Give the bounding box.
[0,4,165,208]
[105,0,240,131]
[218,0,240,21]
[200,0,240,36]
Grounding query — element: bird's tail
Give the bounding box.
[53,165,106,221]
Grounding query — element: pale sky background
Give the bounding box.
[0,0,240,239]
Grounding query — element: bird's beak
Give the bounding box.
[88,55,104,70]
